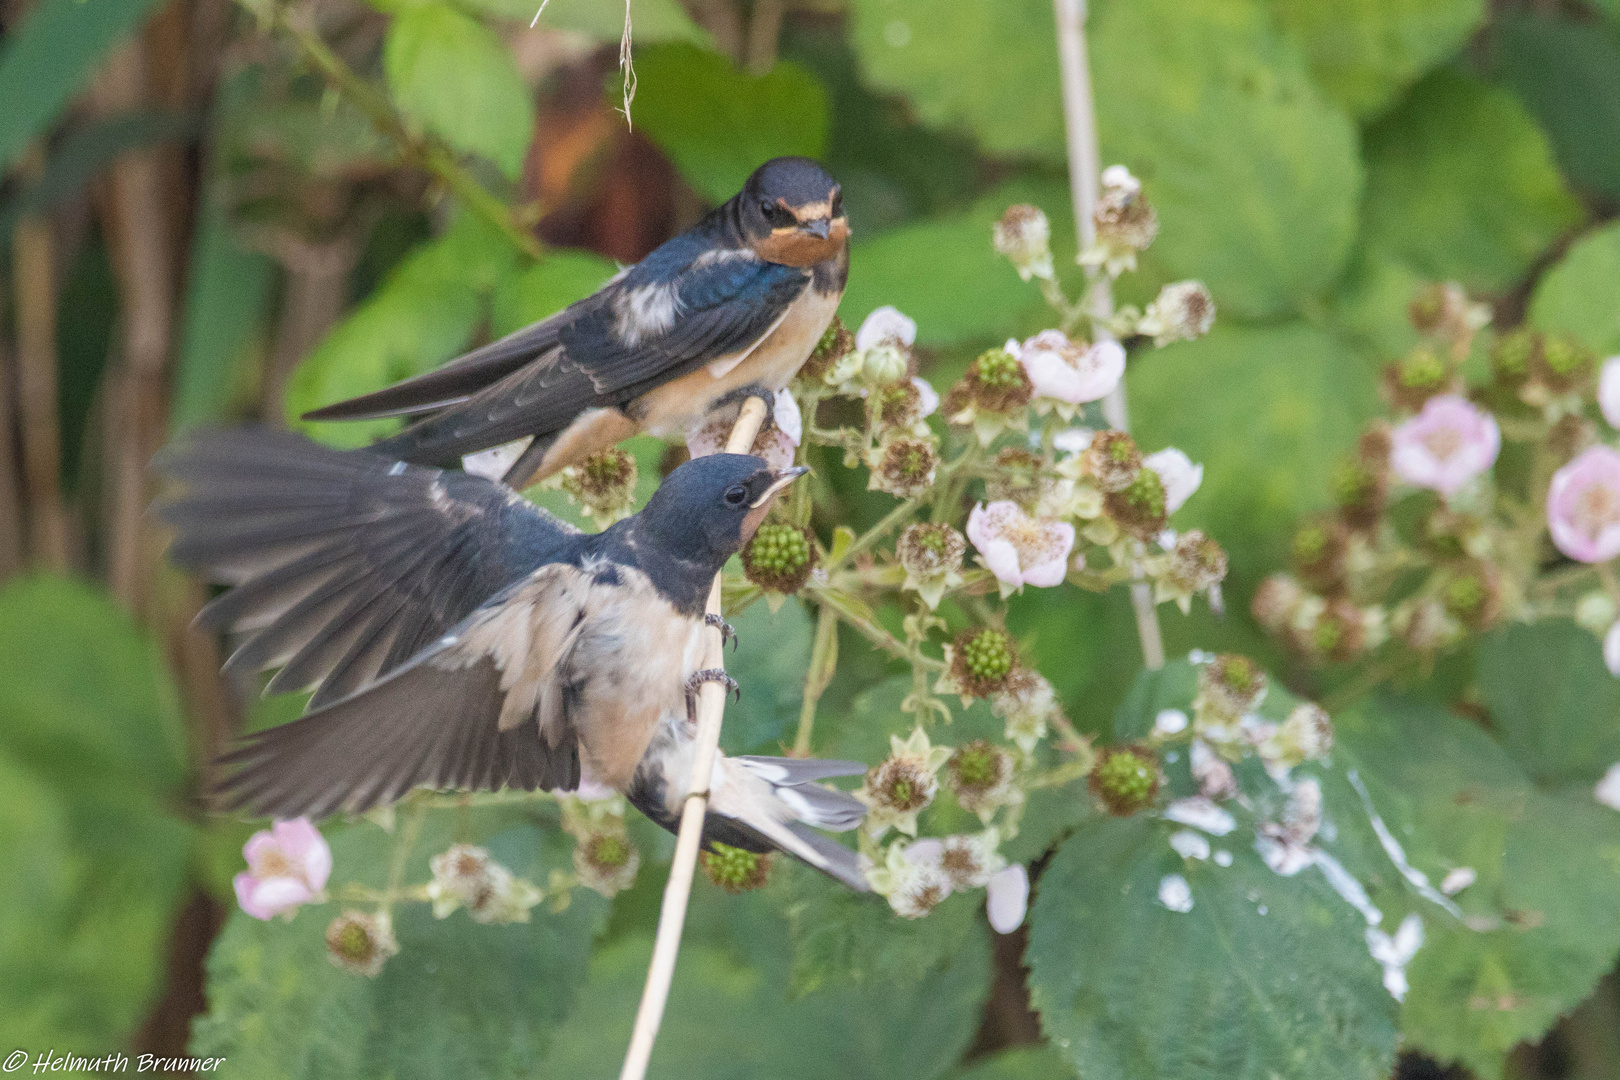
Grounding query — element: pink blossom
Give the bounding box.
[986,864,1029,933]
[1601,357,1620,430]
[686,391,801,471]
[855,306,917,352]
[234,818,332,920]
[1548,445,1620,563]
[1016,331,1124,406]
[1389,394,1500,497]
[966,501,1076,592]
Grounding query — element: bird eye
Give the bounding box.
[724,485,748,506]
[761,201,797,228]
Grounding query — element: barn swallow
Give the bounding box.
[301,156,850,489]
[157,428,868,889]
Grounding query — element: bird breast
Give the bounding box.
[564,577,710,789]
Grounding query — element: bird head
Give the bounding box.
[739,157,849,268]
[636,453,808,568]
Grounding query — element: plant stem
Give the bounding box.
[1053,0,1165,670]
[266,4,543,260]
[619,397,768,1080]
[794,601,840,755]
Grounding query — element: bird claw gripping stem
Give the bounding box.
[685,668,741,721]
[705,613,738,650]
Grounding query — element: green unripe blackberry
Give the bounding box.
[1089,745,1160,816]
[742,523,817,593]
[1104,466,1167,538]
[951,627,1018,697]
[701,842,770,892]
[944,348,1033,416]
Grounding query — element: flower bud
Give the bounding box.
[993,204,1055,281]
[949,627,1018,698]
[1090,744,1160,816]
[700,842,771,893]
[1576,590,1618,635]
[868,437,939,498]
[742,522,817,594]
[1332,452,1389,531]
[862,343,910,388]
[1491,328,1536,389]
[561,448,638,523]
[1297,597,1371,662]
[325,910,399,977]
[1136,281,1214,347]
[1535,331,1595,394]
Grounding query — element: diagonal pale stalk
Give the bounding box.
[619,395,769,1080]
[1053,0,1165,670]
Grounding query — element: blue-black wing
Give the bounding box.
[319,233,810,465]
[156,427,583,708]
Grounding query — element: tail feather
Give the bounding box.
[707,753,870,891]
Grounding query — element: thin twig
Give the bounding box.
[11,161,70,572]
[794,600,839,756]
[264,3,544,260]
[619,395,769,1080]
[1053,0,1164,670]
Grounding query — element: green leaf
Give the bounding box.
[839,178,1075,348]
[1330,695,1620,1077]
[721,597,815,755]
[1110,660,1201,743]
[628,43,830,205]
[1129,321,1381,578]
[539,882,991,1079]
[384,2,536,179]
[1474,620,1620,786]
[0,577,195,1047]
[0,575,187,794]
[1527,220,1620,355]
[1091,0,1363,319]
[1263,0,1485,118]
[490,250,619,337]
[287,213,521,448]
[950,1046,1078,1080]
[1028,814,1397,1080]
[171,198,277,433]
[0,0,170,173]
[192,813,610,1077]
[1328,247,1430,362]
[846,0,1064,163]
[1489,13,1620,203]
[1361,69,1581,295]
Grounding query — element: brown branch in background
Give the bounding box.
[258,233,358,422]
[12,146,71,573]
[744,0,784,74]
[689,0,744,63]
[91,38,178,612]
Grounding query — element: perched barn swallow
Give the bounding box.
[158,428,868,889]
[302,156,850,489]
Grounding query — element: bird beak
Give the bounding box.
[752,466,809,507]
[804,218,831,240]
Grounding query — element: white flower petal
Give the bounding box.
[856,306,917,352]
[1144,447,1203,515]
[986,864,1029,933]
[1158,873,1194,913]
[1597,762,1620,811]
[773,390,803,445]
[1601,356,1620,430]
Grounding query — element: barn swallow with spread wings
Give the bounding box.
[301,157,850,489]
[158,428,868,889]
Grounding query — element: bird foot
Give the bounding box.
[705,613,738,650]
[685,668,741,722]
